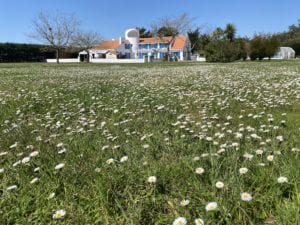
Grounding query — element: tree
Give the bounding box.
[224,23,237,42]
[137,27,152,38]
[204,25,246,62]
[205,40,244,62]
[249,34,279,60]
[151,13,194,38]
[156,26,178,37]
[212,27,224,40]
[29,11,79,63]
[249,35,265,60]
[187,28,201,54]
[235,38,248,60]
[265,35,279,59]
[71,31,102,62]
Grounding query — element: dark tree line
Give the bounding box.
[0,43,78,62]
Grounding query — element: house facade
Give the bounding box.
[79,28,191,62]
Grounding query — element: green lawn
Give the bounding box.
[0,61,299,225]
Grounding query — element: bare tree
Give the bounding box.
[30,11,79,63]
[71,31,102,62]
[151,13,194,37]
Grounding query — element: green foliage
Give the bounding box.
[0,43,54,62]
[187,28,201,54]
[204,39,246,62]
[249,35,279,60]
[137,27,153,38]
[212,27,225,40]
[0,43,79,63]
[204,24,246,62]
[224,23,237,42]
[156,26,178,37]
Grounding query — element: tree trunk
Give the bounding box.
[56,49,60,63]
[87,51,90,63]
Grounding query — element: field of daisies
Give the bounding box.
[0,61,299,225]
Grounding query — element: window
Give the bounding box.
[160,43,169,48]
[125,44,131,49]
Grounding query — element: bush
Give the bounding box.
[283,39,300,56]
[249,35,279,60]
[204,40,247,62]
[0,43,79,63]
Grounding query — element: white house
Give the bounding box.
[79,28,191,62]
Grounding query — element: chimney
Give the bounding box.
[119,37,122,44]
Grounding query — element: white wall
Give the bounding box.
[47,58,144,63]
[46,58,79,63]
[91,58,144,63]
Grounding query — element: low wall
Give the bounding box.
[91,58,144,63]
[46,58,144,63]
[196,57,206,62]
[46,58,79,63]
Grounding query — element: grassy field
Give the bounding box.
[0,61,299,225]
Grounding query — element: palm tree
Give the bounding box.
[212,27,224,40]
[224,23,237,42]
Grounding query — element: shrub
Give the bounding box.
[204,40,246,62]
[249,35,279,60]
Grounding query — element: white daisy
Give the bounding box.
[205,202,218,211]
[173,217,187,225]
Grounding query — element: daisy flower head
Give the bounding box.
[7,185,17,191]
[215,181,224,189]
[30,177,39,184]
[48,192,56,199]
[277,176,288,183]
[276,135,284,142]
[106,158,114,165]
[241,192,252,202]
[147,176,157,183]
[54,163,65,170]
[195,167,205,175]
[21,157,30,164]
[205,201,218,211]
[239,167,248,175]
[52,209,66,219]
[173,217,187,225]
[120,156,128,163]
[180,199,190,206]
[142,144,149,149]
[29,151,39,157]
[267,155,274,162]
[195,218,204,225]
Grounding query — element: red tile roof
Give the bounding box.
[93,40,120,50]
[170,36,188,50]
[139,36,173,44]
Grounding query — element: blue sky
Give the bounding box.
[0,0,299,43]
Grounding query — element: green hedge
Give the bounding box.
[0,43,78,62]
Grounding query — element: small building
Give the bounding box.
[272,47,295,59]
[79,28,191,62]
